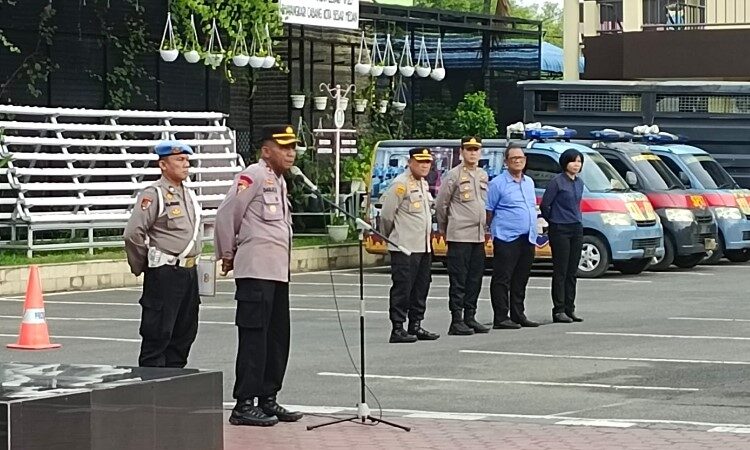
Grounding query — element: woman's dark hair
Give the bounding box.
[559,148,584,172]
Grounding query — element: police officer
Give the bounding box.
[214,125,303,427]
[124,140,202,368]
[380,148,440,344]
[435,136,490,336]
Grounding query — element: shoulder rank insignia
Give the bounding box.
[140,197,152,210]
[237,175,253,193]
[171,207,182,216]
[395,183,406,197]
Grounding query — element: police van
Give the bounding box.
[642,136,750,263]
[582,131,718,270]
[365,131,664,277]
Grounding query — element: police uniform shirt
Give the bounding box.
[214,159,292,283]
[124,176,200,276]
[379,169,433,254]
[435,163,488,243]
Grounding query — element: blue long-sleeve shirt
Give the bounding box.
[540,172,583,225]
[485,171,538,244]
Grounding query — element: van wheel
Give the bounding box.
[649,236,675,271]
[702,234,724,265]
[577,235,609,278]
[614,258,651,275]
[725,249,750,263]
[674,254,704,269]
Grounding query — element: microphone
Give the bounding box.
[289,166,319,193]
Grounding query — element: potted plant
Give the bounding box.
[261,23,276,68]
[314,95,328,111]
[231,22,250,67]
[204,19,224,68]
[159,12,179,62]
[249,47,265,69]
[354,93,369,113]
[430,37,446,81]
[369,34,384,77]
[399,35,415,77]
[415,35,431,78]
[381,34,398,77]
[290,90,306,109]
[326,214,350,242]
[336,96,349,111]
[378,99,389,113]
[183,14,201,64]
[354,31,372,76]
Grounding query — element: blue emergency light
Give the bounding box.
[525,127,577,140]
[642,132,685,143]
[589,129,635,141]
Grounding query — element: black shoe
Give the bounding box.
[259,397,303,422]
[229,401,279,427]
[448,320,475,336]
[464,317,490,334]
[517,319,540,328]
[566,312,583,322]
[389,327,418,343]
[493,319,521,329]
[553,313,574,323]
[408,321,440,340]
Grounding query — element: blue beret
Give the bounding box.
[154,140,194,158]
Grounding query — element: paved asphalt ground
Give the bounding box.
[2,262,750,446]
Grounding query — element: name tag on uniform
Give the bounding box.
[198,256,217,297]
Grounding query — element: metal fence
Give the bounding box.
[643,0,750,28]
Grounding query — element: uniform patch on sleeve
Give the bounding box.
[237,175,253,193]
[395,183,406,197]
[140,197,152,210]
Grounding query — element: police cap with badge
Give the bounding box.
[461,136,482,149]
[154,140,194,158]
[409,147,434,162]
[261,124,300,146]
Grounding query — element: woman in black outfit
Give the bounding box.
[541,149,584,323]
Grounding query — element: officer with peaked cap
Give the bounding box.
[214,124,303,427]
[435,136,491,336]
[124,140,202,368]
[380,147,440,344]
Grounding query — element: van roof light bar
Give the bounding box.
[506,121,577,141]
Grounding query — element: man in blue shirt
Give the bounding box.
[485,144,540,329]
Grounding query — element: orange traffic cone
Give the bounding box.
[7,265,61,350]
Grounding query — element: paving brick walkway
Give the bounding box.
[224,414,750,449]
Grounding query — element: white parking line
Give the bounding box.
[0,315,236,325]
[568,332,750,341]
[708,426,750,434]
[459,350,750,365]
[555,419,635,428]
[0,333,138,343]
[669,317,750,323]
[404,412,488,421]
[317,372,699,392]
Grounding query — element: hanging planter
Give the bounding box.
[399,35,415,77]
[183,14,201,64]
[261,24,276,69]
[314,96,328,111]
[295,117,308,157]
[382,34,398,77]
[354,98,368,113]
[378,99,389,113]
[204,18,225,68]
[369,33,384,77]
[337,96,349,111]
[290,94,306,109]
[392,77,407,112]
[415,36,432,78]
[231,22,250,67]
[354,31,372,76]
[430,37,446,81]
[247,28,264,68]
[159,12,179,62]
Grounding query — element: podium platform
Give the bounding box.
[0,363,223,450]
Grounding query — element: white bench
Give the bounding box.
[0,105,243,256]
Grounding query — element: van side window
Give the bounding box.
[524,153,561,189]
[660,155,684,179]
[603,154,630,178]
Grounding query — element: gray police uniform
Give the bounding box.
[435,163,488,320]
[380,169,434,327]
[214,158,293,404]
[124,176,201,368]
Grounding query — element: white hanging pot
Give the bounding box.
[370,65,384,77]
[399,35,414,77]
[354,98,368,113]
[290,95,305,109]
[232,54,249,67]
[415,35,431,78]
[249,55,264,68]
[382,34,398,77]
[415,66,431,77]
[160,49,179,62]
[430,67,446,81]
[184,50,201,63]
[205,19,225,68]
[314,96,328,111]
[337,97,349,111]
[370,33,383,77]
[383,65,398,77]
[378,100,389,113]
[295,145,307,157]
[391,101,406,111]
[262,56,275,68]
[354,63,371,76]
[206,53,223,67]
[399,65,415,77]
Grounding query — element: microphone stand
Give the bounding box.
[298,182,411,432]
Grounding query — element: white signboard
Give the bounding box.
[279,0,360,30]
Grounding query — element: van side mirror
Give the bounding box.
[679,172,691,188]
[625,171,637,186]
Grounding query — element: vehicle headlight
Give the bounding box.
[601,212,634,226]
[665,208,695,223]
[714,207,743,221]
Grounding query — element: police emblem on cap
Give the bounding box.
[286,126,293,134]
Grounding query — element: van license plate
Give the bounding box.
[704,238,717,251]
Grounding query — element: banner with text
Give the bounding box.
[279,0,359,30]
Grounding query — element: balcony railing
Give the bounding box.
[598,0,625,32]
[643,0,750,29]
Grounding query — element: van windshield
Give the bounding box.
[680,154,736,189]
[630,153,683,190]
[580,153,629,192]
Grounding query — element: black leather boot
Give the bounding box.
[464,311,490,334]
[259,396,303,422]
[229,399,279,427]
[389,322,418,343]
[407,320,440,340]
[448,311,474,335]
